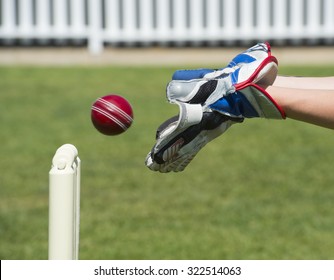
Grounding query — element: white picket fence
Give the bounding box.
[0,0,333,54]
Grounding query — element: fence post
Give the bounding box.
[88,0,103,54]
[1,0,16,40]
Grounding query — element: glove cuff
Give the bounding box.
[209,83,286,119]
[237,83,286,119]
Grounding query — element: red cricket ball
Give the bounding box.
[91,94,134,136]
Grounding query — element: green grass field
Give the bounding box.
[1,64,334,260]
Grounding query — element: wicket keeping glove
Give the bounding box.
[145,43,285,172]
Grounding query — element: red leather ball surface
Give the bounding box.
[91,94,133,136]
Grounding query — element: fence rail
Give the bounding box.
[0,0,333,53]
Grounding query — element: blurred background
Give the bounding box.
[1,0,334,50]
[1,0,334,260]
[0,0,333,65]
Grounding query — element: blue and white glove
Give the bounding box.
[145,43,285,172]
[171,42,278,87]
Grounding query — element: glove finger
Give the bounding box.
[145,152,163,171]
[172,69,215,80]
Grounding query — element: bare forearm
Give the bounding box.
[268,86,334,129]
[274,76,334,90]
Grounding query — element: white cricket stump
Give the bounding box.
[48,144,81,260]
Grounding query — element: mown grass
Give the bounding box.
[1,65,334,260]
